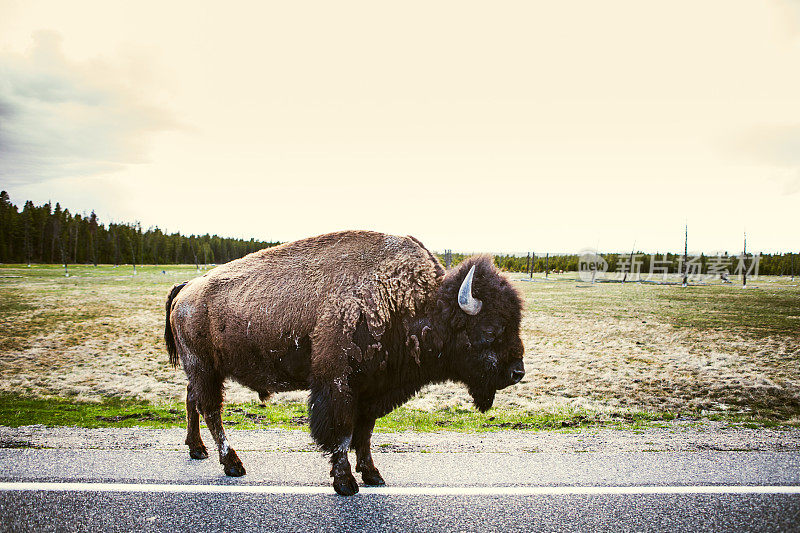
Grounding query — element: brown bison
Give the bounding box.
[165,230,525,495]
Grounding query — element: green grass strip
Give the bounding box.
[0,394,795,432]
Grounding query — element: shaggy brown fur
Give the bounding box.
[165,230,525,495]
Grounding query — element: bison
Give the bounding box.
[165,230,525,495]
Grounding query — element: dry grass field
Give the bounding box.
[1,264,798,421]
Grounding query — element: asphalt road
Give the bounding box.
[1,426,799,532]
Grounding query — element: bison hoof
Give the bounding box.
[224,462,246,477]
[333,474,359,496]
[189,446,209,460]
[361,470,385,486]
[221,450,246,477]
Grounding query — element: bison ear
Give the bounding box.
[458,265,483,315]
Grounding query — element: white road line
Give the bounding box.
[0,482,799,496]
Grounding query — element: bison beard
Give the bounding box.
[165,230,525,496]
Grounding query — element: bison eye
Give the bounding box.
[477,325,509,349]
[479,327,497,344]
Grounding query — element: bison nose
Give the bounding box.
[509,360,525,384]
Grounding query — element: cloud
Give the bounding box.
[771,0,800,39]
[729,123,800,195]
[779,168,800,195]
[740,124,800,165]
[0,30,179,185]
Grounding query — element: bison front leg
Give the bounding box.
[309,381,358,496]
[353,416,384,486]
[329,439,358,497]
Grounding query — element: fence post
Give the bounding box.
[545,253,549,279]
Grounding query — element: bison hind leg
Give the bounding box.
[192,368,246,477]
[185,383,208,460]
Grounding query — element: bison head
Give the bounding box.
[435,256,525,413]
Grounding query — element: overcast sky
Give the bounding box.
[1,1,798,254]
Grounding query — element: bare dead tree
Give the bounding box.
[57,233,68,277]
[72,220,79,264]
[111,225,120,267]
[128,232,138,275]
[50,216,60,264]
[151,231,159,268]
[682,224,688,287]
[623,242,636,283]
[742,231,747,288]
[23,214,31,267]
[88,211,98,267]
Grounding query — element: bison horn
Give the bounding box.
[458,265,483,315]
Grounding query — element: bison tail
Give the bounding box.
[165,281,188,368]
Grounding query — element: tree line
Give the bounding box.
[1,192,795,276]
[439,251,797,277]
[0,192,279,268]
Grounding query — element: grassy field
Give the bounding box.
[0,263,798,429]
